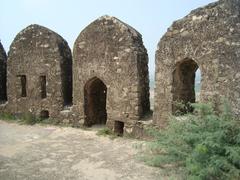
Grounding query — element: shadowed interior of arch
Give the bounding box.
[40,110,49,119]
[84,77,107,126]
[172,58,201,115]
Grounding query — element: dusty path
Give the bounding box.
[0,120,162,180]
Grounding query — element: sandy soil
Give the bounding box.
[0,120,164,180]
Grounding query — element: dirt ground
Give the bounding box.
[0,120,165,180]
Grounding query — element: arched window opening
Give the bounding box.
[40,110,49,120]
[172,59,201,115]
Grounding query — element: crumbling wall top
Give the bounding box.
[74,15,144,51]
[9,24,71,60]
[157,0,240,49]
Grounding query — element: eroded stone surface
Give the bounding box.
[73,15,150,131]
[154,0,240,126]
[7,24,72,119]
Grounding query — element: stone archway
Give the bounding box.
[84,77,107,126]
[172,58,199,115]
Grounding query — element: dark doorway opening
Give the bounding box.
[84,77,107,126]
[40,110,49,120]
[172,59,200,115]
[114,121,124,136]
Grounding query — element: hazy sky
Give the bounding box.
[0,0,216,78]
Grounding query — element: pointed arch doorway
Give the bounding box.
[84,77,107,126]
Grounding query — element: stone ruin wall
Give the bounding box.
[0,16,150,135]
[154,0,240,127]
[0,0,239,133]
[7,25,72,119]
[72,16,150,132]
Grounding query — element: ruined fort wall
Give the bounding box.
[154,0,240,126]
[73,16,150,130]
[7,25,72,118]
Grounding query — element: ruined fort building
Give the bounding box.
[73,15,150,134]
[7,24,72,119]
[154,0,240,127]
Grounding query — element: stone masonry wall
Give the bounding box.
[73,15,150,132]
[154,0,240,127]
[7,24,72,119]
[0,1,239,132]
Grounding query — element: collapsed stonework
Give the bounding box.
[73,15,150,134]
[154,0,240,127]
[7,24,72,119]
[0,42,7,102]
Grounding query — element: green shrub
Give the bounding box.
[0,112,59,126]
[0,112,16,121]
[0,112,39,125]
[144,102,240,180]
